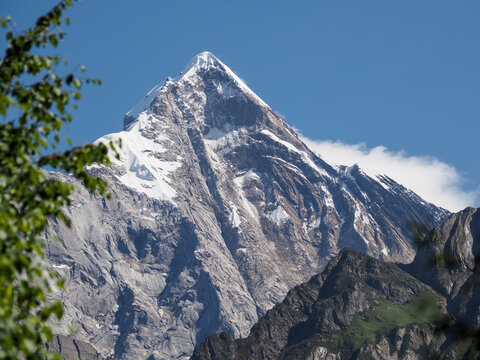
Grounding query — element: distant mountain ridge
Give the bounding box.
[192,208,480,359]
[45,52,448,359]
[191,248,446,360]
[406,207,480,329]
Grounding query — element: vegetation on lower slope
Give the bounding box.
[281,291,444,358]
[191,249,447,360]
[338,292,443,348]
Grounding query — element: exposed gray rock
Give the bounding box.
[189,209,480,360]
[46,334,105,360]
[190,249,446,359]
[356,324,443,360]
[405,207,480,327]
[309,347,340,360]
[44,52,448,360]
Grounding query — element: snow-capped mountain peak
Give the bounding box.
[72,52,449,359]
[124,83,164,126]
[179,51,268,108]
[124,52,268,130]
[180,51,222,74]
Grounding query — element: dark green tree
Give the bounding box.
[0,1,118,359]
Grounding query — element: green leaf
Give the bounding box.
[0,3,108,359]
[73,78,81,89]
[49,34,58,47]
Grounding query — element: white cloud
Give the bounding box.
[300,136,478,212]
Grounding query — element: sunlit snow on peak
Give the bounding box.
[125,83,164,124]
[96,120,181,205]
[124,52,270,129]
[182,51,220,73]
[179,51,269,108]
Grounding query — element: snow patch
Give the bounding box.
[319,185,335,208]
[352,204,372,245]
[229,203,241,228]
[344,166,357,182]
[204,127,229,140]
[301,153,330,178]
[303,216,322,233]
[234,171,260,221]
[264,156,308,180]
[354,205,370,225]
[125,83,164,120]
[324,197,334,208]
[261,130,301,153]
[376,175,392,191]
[96,120,181,205]
[52,264,70,270]
[261,130,330,178]
[266,205,289,225]
[180,52,269,108]
[204,127,246,151]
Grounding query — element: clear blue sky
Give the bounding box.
[2,0,479,207]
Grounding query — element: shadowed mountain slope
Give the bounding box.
[45,52,448,359]
[191,249,446,360]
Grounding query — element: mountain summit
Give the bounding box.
[183,51,222,71]
[46,52,448,359]
[124,51,268,130]
[180,51,264,102]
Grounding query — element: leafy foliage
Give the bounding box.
[327,292,444,352]
[0,1,118,359]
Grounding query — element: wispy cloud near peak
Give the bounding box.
[300,136,478,212]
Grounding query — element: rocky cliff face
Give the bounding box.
[191,209,480,360]
[44,52,448,360]
[406,207,480,328]
[46,335,105,360]
[190,249,446,360]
